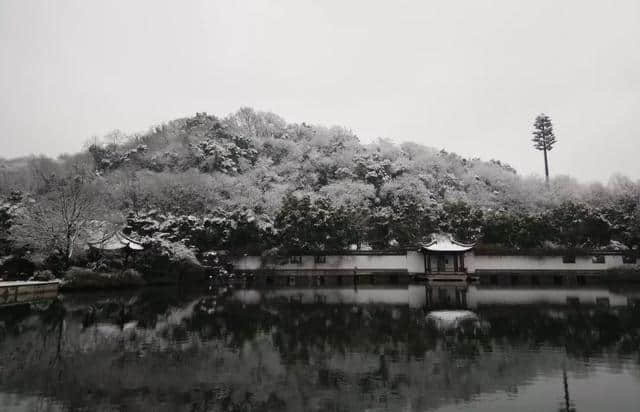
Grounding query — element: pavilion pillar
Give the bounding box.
[422,252,427,274]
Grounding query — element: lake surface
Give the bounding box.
[1,283,640,411]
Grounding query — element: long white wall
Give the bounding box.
[233,252,637,273]
[467,254,628,272]
[233,254,408,272]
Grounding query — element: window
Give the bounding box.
[314,255,326,263]
[592,255,605,264]
[510,275,519,285]
[623,255,637,264]
[554,275,563,285]
[562,256,576,264]
[289,255,302,264]
[577,275,586,285]
[596,297,610,308]
[531,275,540,286]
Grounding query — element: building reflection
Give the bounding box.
[231,283,639,311]
[4,282,640,411]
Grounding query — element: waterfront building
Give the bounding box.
[232,233,640,284]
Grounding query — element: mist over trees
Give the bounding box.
[1,108,639,270]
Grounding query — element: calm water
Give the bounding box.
[1,283,640,412]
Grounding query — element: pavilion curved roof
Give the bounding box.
[419,233,475,252]
[88,231,144,251]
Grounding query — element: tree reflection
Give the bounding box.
[0,286,639,411]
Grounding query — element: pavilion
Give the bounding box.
[419,233,475,281]
[87,231,144,251]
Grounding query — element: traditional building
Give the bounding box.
[87,231,144,251]
[419,233,475,281]
[231,232,639,285]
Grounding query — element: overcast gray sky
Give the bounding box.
[1,0,639,182]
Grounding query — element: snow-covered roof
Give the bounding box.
[88,231,144,251]
[420,233,475,252]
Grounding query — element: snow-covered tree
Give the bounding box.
[531,113,557,184]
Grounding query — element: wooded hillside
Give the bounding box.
[1,108,639,267]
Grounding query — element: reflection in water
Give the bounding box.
[563,365,577,412]
[0,284,639,411]
[233,283,637,309]
[424,310,482,335]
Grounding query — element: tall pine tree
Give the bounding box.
[531,113,557,185]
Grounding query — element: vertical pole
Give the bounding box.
[543,147,550,185]
[454,254,459,273]
[423,252,427,274]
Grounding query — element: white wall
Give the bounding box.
[234,252,636,273]
[233,254,408,272]
[233,256,263,271]
[466,254,627,272]
[406,251,425,274]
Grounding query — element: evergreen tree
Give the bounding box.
[531,114,557,184]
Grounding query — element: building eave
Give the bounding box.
[419,233,475,252]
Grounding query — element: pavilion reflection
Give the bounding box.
[231,283,639,311]
[4,283,640,411]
